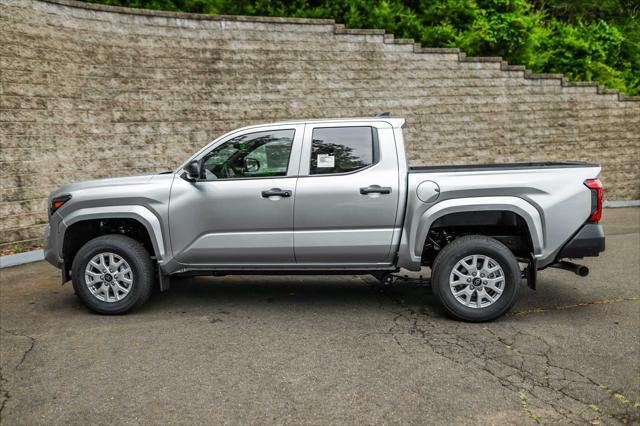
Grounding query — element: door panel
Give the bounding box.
[170,177,297,265]
[169,124,303,266]
[293,124,400,264]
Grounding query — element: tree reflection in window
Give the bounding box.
[202,129,295,179]
[310,127,374,175]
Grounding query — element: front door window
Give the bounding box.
[201,129,295,180]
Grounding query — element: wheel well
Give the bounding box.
[421,211,533,267]
[62,218,156,276]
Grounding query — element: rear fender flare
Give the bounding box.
[411,196,544,264]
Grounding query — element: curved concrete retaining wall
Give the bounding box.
[1,0,639,247]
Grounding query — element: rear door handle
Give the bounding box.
[360,185,392,195]
[261,188,292,198]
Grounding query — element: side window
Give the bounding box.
[201,129,295,180]
[310,127,376,175]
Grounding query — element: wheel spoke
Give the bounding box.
[470,259,478,274]
[481,259,498,274]
[482,289,495,303]
[115,283,128,295]
[463,257,477,274]
[485,280,504,294]
[86,271,102,280]
[99,285,109,300]
[88,282,103,291]
[89,260,103,271]
[453,286,470,297]
[452,269,466,280]
[451,270,468,286]
[475,290,482,308]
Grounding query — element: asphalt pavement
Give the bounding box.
[1,208,638,425]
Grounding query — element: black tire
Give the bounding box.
[71,234,154,315]
[431,235,522,322]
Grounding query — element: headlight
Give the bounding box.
[50,194,71,216]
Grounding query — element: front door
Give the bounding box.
[169,125,303,266]
[293,123,400,265]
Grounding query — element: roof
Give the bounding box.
[259,117,406,129]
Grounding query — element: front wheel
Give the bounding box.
[71,235,154,314]
[431,235,522,322]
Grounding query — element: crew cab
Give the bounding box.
[44,116,605,321]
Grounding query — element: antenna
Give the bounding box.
[376,112,391,117]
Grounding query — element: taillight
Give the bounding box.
[584,179,603,222]
[50,194,71,216]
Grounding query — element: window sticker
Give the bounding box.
[316,154,335,168]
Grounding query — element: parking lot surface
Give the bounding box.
[1,208,638,425]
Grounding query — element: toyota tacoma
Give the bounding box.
[44,116,605,321]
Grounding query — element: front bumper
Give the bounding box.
[43,223,62,268]
[557,223,605,259]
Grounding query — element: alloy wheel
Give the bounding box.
[449,254,505,309]
[84,252,133,303]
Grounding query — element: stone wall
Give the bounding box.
[1,0,639,248]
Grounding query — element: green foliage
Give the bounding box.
[531,19,630,92]
[83,0,640,95]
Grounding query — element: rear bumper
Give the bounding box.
[557,223,605,259]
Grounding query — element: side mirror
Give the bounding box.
[244,158,260,173]
[183,160,200,182]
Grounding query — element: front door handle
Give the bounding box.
[261,188,292,198]
[360,185,392,195]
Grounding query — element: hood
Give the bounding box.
[49,173,158,200]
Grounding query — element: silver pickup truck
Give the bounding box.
[44,116,605,321]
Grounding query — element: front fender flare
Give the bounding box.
[60,206,166,261]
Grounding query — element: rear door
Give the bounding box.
[293,122,400,265]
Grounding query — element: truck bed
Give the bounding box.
[401,160,602,270]
[409,161,597,173]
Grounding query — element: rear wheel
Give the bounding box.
[71,235,154,314]
[431,235,522,322]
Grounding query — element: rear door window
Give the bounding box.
[309,127,377,175]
